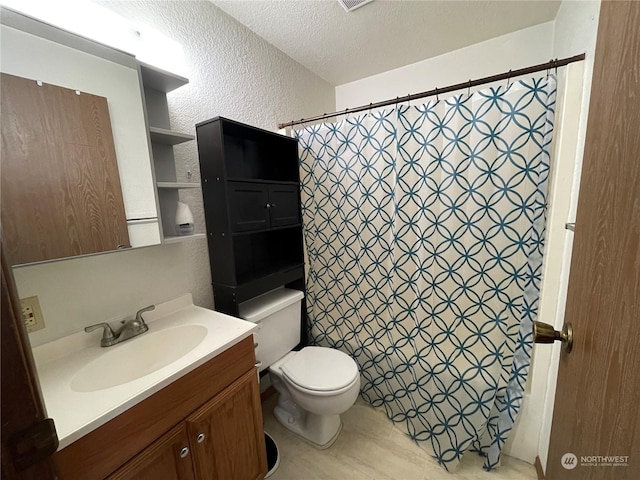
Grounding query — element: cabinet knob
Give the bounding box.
[255,361,263,369]
[265,203,271,208]
[179,447,189,458]
[196,433,206,444]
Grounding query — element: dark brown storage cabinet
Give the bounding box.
[195,117,305,319]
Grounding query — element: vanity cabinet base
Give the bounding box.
[55,336,266,480]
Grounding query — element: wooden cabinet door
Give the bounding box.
[107,424,195,480]
[1,73,130,264]
[108,423,195,480]
[268,184,300,228]
[186,369,267,480]
[228,182,270,232]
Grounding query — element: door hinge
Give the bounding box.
[9,418,59,471]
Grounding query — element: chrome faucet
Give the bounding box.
[85,305,155,347]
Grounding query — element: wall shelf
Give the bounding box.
[139,62,188,93]
[149,126,194,145]
[231,223,302,237]
[163,233,206,244]
[156,182,201,189]
[140,62,203,243]
[226,178,300,186]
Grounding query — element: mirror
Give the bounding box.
[0,9,160,266]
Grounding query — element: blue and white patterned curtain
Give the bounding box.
[295,75,556,471]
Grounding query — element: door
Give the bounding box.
[107,424,195,480]
[186,369,267,480]
[545,2,640,479]
[1,244,58,479]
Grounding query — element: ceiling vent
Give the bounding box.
[338,0,374,13]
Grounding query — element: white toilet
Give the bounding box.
[239,288,360,449]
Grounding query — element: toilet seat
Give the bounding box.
[281,346,359,393]
[283,371,359,397]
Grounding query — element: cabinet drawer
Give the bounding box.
[228,182,270,232]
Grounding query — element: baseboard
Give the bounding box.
[261,385,276,402]
[535,455,545,480]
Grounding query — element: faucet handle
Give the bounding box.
[84,322,116,346]
[135,305,155,325]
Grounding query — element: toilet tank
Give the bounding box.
[239,288,304,372]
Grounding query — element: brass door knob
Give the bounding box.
[533,321,573,353]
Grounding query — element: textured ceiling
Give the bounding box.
[213,0,561,85]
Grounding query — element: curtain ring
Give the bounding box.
[407,93,412,108]
[467,79,472,97]
[506,69,512,89]
[435,87,439,102]
[554,58,558,76]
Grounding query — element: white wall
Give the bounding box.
[333,1,600,467]
[14,0,335,346]
[336,21,555,110]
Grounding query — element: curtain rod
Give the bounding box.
[278,53,585,129]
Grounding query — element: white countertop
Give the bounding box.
[32,294,256,449]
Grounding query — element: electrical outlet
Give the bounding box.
[20,296,45,333]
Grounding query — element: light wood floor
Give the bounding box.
[262,395,537,480]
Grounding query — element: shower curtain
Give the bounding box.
[295,74,556,470]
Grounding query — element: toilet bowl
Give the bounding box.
[269,347,360,448]
[239,288,360,449]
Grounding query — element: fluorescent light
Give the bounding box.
[1,0,186,76]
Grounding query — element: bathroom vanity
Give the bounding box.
[32,296,267,480]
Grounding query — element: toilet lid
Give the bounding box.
[281,347,358,392]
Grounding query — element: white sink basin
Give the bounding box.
[70,325,207,392]
[34,294,257,448]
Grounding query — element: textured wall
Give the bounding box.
[17,0,334,346]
